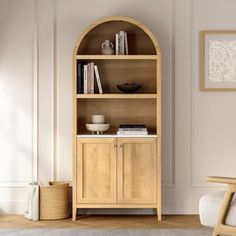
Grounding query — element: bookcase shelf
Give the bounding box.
[76,94,158,99]
[72,16,161,221]
[76,55,158,60]
[76,59,157,93]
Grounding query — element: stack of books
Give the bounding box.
[117,124,148,135]
[77,62,103,94]
[115,31,128,55]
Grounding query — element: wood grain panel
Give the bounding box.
[117,138,157,204]
[77,138,116,203]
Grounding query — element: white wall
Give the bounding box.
[0,0,236,214]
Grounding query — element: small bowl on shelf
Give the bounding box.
[86,123,110,134]
[116,82,142,94]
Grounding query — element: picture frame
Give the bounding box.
[200,30,236,91]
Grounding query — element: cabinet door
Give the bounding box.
[77,138,116,203]
[117,138,157,204]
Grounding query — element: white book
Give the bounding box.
[118,33,122,55]
[87,63,91,94]
[117,131,148,135]
[119,128,147,131]
[124,32,128,55]
[90,62,94,94]
[115,33,119,55]
[94,65,103,94]
[83,65,88,94]
[120,31,125,55]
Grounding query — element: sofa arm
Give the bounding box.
[207,176,236,185]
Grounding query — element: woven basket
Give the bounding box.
[39,181,69,220]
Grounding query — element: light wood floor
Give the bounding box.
[0,215,203,229]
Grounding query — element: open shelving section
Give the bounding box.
[72,16,161,221]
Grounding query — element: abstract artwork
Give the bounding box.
[200,31,236,91]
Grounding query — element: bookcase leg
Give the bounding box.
[157,206,162,221]
[72,207,77,221]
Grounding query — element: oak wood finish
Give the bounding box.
[207,176,236,185]
[76,94,158,99]
[76,55,158,60]
[73,16,161,221]
[77,138,116,204]
[207,176,236,236]
[76,204,158,208]
[117,138,157,204]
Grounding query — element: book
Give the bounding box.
[87,63,91,94]
[117,131,148,135]
[80,64,84,94]
[77,63,82,94]
[120,31,125,55]
[90,62,94,94]
[94,65,103,94]
[83,65,88,94]
[118,33,122,55]
[119,124,146,128]
[118,128,147,131]
[124,32,128,55]
[115,31,128,55]
[115,33,119,55]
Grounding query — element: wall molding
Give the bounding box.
[32,0,39,183]
[0,182,29,187]
[52,0,58,181]
[190,0,196,187]
[0,0,39,188]
[189,0,208,187]
[189,0,222,188]
[162,0,175,188]
[0,200,26,214]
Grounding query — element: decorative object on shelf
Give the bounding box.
[101,40,114,55]
[116,82,142,93]
[117,124,148,135]
[86,123,110,134]
[92,115,105,124]
[200,30,236,91]
[86,115,110,134]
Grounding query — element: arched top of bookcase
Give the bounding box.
[74,16,161,56]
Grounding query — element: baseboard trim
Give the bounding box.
[0,200,26,214]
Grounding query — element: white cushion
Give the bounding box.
[199,191,236,227]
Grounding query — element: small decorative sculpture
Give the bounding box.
[101,40,114,55]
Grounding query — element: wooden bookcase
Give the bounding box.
[72,16,161,220]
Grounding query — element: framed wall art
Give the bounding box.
[200,30,236,91]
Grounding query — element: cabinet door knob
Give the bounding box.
[118,144,123,148]
[113,144,117,148]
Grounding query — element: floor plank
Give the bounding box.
[0,215,204,229]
